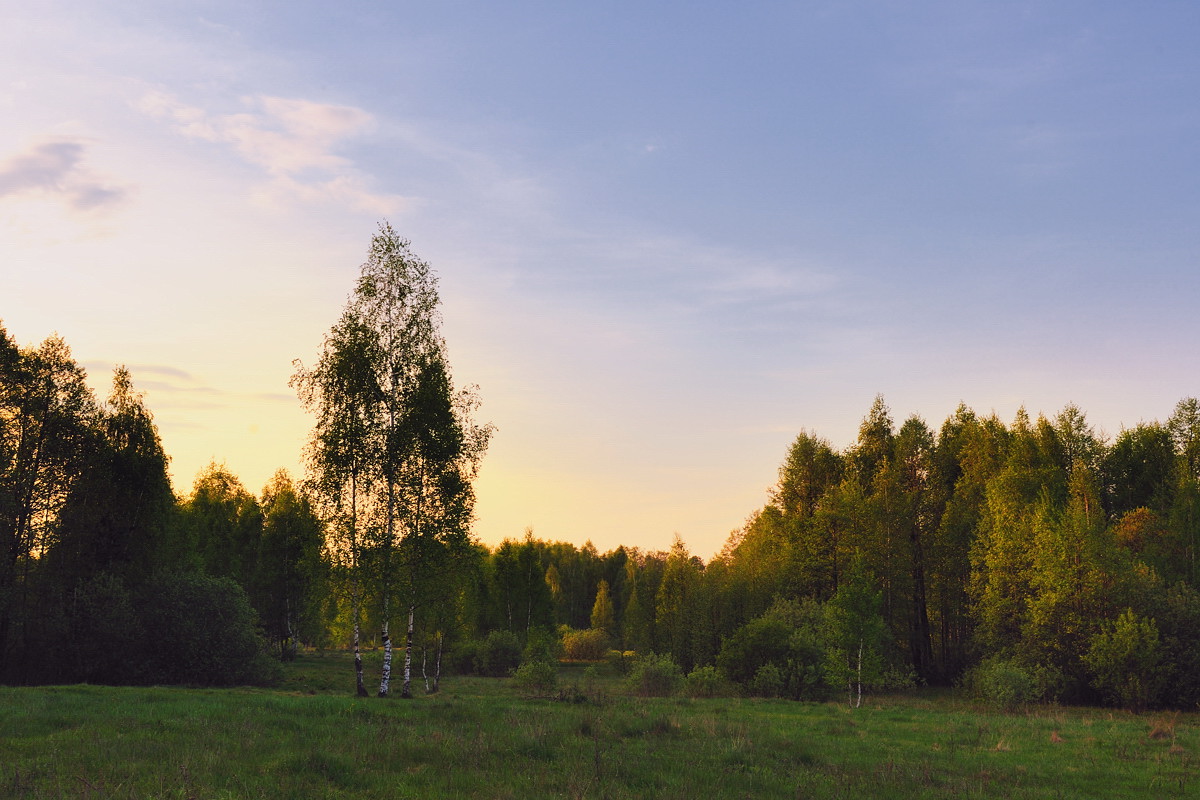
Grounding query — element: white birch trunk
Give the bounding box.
[353,615,367,697]
[378,619,392,697]
[422,645,429,694]
[433,631,442,693]
[401,603,415,698]
[855,638,864,709]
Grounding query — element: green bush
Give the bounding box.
[748,663,786,698]
[475,630,523,677]
[716,599,830,700]
[138,572,279,687]
[964,656,1037,710]
[626,652,683,697]
[1085,608,1166,711]
[562,628,609,661]
[604,649,635,676]
[512,659,558,693]
[523,626,563,664]
[685,665,737,698]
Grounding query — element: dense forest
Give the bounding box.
[5,232,1200,711]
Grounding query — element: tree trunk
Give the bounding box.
[353,615,367,697]
[433,631,442,693]
[378,475,395,697]
[401,602,415,698]
[378,620,391,697]
[855,638,864,709]
[422,644,429,694]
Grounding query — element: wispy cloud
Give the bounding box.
[138,91,407,214]
[0,140,130,212]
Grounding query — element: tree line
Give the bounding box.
[5,227,1200,710]
[0,327,326,685]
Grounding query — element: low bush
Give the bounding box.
[562,628,609,661]
[474,631,522,677]
[605,649,635,676]
[626,652,683,697]
[684,665,737,698]
[512,659,558,693]
[964,656,1037,710]
[748,663,786,698]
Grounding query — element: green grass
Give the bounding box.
[2,653,1197,798]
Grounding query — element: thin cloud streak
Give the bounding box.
[137,91,408,215]
[0,140,130,212]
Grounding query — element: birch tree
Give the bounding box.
[295,224,490,698]
[293,308,379,697]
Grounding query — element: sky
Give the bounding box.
[3,1,1200,560]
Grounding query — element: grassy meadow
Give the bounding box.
[2,652,1197,799]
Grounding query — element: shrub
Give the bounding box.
[475,630,522,677]
[1085,608,1167,711]
[685,665,737,698]
[748,663,786,698]
[964,656,1037,710]
[138,571,279,687]
[605,649,635,676]
[716,599,830,700]
[512,659,558,693]
[562,628,609,661]
[523,626,563,664]
[626,652,683,697]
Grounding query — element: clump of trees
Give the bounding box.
[437,395,1200,711]
[292,223,492,697]
[0,328,322,685]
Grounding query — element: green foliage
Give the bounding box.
[65,572,143,685]
[138,571,280,687]
[625,652,683,697]
[654,537,700,672]
[1085,608,1166,711]
[715,598,829,700]
[473,630,522,677]
[824,555,889,705]
[748,662,786,698]
[562,627,609,661]
[511,658,558,694]
[590,578,615,635]
[604,648,635,676]
[257,470,328,659]
[963,656,1037,710]
[522,625,563,664]
[684,664,737,698]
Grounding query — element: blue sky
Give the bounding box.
[4,1,1199,558]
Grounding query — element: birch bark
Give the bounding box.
[401,602,415,698]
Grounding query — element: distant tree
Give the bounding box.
[1104,424,1175,517]
[50,367,175,588]
[1168,398,1200,481]
[772,430,842,520]
[590,579,615,637]
[492,531,555,641]
[258,470,328,659]
[655,537,700,671]
[824,554,888,708]
[0,331,96,682]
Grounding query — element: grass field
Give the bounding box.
[2,652,1197,798]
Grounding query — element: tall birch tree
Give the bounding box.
[295,224,490,698]
[293,308,379,697]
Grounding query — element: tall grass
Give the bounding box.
[1,654,1196,798]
